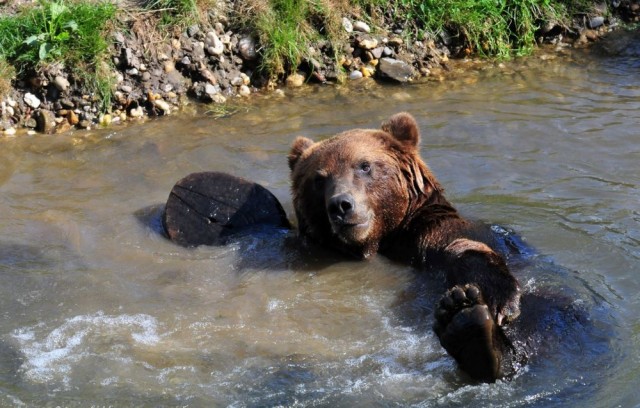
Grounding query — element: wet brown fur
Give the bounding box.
[288,112,521,381]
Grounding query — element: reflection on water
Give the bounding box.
[1,34,640,407]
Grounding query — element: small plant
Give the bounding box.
[0,0,117,110]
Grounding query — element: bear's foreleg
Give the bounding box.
[433,238,522,381]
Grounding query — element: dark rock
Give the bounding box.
[378,58,415,83]
[238,36,257,61]
[163,172,291,247]
[60,98,74,109]
[34,109,56,133]
[187,25,200,37]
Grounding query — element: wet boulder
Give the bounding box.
[377,58,415,83]
[163,172,290,247]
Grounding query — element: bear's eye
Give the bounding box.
[359,161,372,174]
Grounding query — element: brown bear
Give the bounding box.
[288,112,522,382]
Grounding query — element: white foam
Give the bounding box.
[11,311,161,386]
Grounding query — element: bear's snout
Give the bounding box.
[327,193,356,224]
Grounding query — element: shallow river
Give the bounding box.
[1,38,639,407]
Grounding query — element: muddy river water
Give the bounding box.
[1,41,639,407]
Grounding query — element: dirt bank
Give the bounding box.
[1,0,639,136]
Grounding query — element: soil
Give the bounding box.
[1,0,639,136]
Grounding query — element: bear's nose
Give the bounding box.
[327,193,355,222]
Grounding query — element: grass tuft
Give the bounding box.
[0,0,117,110]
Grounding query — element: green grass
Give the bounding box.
[0,0,117,111]
[394,0,560,58]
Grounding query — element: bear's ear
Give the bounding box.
[381,112,420,149]
[288,136,315,170]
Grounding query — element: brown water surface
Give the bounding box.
[1,42,639,407]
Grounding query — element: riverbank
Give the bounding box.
[1,0,639,135]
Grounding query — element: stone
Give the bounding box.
[187,25,199,37]
[589,16,605,29]
[163,172,290,247]
[378,58,414,82]
[371,47,384,59]
[35,109,56,133]
[342,17,353,33]
[231,76,244,87]
[120,85,133,93]
[238,36,257,61]
[383,46,394,57]
[349,70,363,80]
[211,94,226,104]
[357,37,378,50]
[205,31,224,56]
[67,111,79,125]
[129,106,144,118]
[53,76,70,92]
[24,93,41,109]
[77,119,91,129]
[205,83,220,95]
[154,99,171,114]
[286,72,305,87]
[240,73,250,86]
[353,21,370,33]
[239,85,251,97]
[3,127,16,136]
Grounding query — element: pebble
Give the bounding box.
[383,46,394,57]
[371,47,384,59]
[205,31,224,56]
[129,106,144,118]
[353,21,371,33]
[35,109,56,133]
[67,111,79,125]
[231,76,244,86]
[349,70,363,80]
[342,17,353,33]
[358,37,378,50]
[240,72,250,86]
[238,36,257,61]
[286,72,305,87]
[239,85,251,97]
[3,127,16,136]
[589,16,605,29]
[211,94,226,104]
[205,83,220,95]
[24,93,41,109]
[154,99,171,114]
[53,76,70,92]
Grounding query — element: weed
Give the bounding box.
[0,0,116,110]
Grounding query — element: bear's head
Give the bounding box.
[288,112,443,258]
